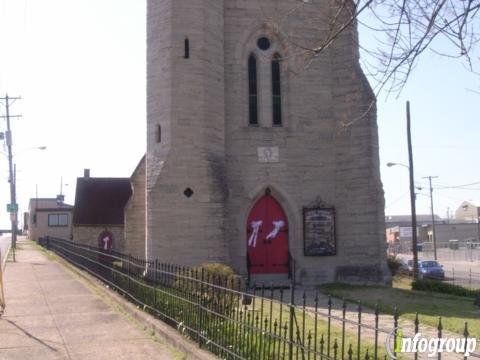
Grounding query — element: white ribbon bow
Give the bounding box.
[102,236,110,250]
[248,220,263,248]
[266,220,285,241]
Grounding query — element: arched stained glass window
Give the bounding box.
[248,54,258,125]
[272,53,282,126]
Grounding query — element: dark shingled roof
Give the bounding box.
[73,177,132,225]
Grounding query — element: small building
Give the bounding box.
[421,222,480,249]
[27,198,73,242]
[385,214,443,228]
[72,169,132,251]
[455,200,480,222]
[385,214,443,253]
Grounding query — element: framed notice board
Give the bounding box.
[303,207,336,256]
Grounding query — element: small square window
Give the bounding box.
[48,214,69,227]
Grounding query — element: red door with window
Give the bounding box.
[247,194,289,274]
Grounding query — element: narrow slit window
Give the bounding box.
[272,53,282,126]
[184,38,190,59]
[156,124,161,143]
[248,54,258,125]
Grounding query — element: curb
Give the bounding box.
[46,248,217,360]
[1,243,11,272]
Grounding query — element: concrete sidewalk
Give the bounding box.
[0,238,179,360]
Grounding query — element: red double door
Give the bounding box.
[247,194,289,274]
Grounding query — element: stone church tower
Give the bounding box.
[146,0,390,284]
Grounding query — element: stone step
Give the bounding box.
[249,273,292,289]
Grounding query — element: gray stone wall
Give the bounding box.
[72,225,124,251]
[331,16,389,283]
[145,0,390,284]
[222,1,389,284]
[124,158,146,259]
[146,0,228,265]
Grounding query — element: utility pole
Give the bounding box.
[423,175,439,260]
[1,94,21,261]
[476,207,480,247]
[406,101,419,280]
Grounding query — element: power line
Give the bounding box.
[435,180,480,189]
[385,190,410,208]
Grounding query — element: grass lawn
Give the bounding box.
[320,276,480,338]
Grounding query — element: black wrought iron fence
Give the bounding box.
[40,237,478,360]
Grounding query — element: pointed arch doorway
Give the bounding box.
[247,192,289,275]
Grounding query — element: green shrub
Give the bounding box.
[412,279,479,298]
[387,255,403,276]
[182,262,244,290]
[174,262,244,313]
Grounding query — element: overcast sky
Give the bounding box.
[0,0,479,229]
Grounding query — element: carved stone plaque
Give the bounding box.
[258,147,279,163]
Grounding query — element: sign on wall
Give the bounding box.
[399,227,419,238]
[257,147,279,163]
[303,207,336,256]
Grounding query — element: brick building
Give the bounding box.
[72,170,132,252]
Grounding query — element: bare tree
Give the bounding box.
[260,0,480,96]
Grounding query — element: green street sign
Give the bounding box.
[7,203,18,213]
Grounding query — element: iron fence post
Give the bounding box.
[328,295,332,357]
[437,317,442,360]
[289,284,295,360]
[414,313,419,360]
[463,322,469,360]
[357,302,362,360]
[393,307,399,359]
[127,255,131,294]
[154,259,158,311]
[374,304,379,360]
[198,268,205,348]
[314,293,319,357]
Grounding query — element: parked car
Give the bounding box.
[418,260,445,280]
[403,260,445,280]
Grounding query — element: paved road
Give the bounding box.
[0,235,10,266]
[397,253,480,288]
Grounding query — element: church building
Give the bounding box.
[142,0,390,285]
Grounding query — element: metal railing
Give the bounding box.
[40,237,478,360]
[446,268,480,289]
